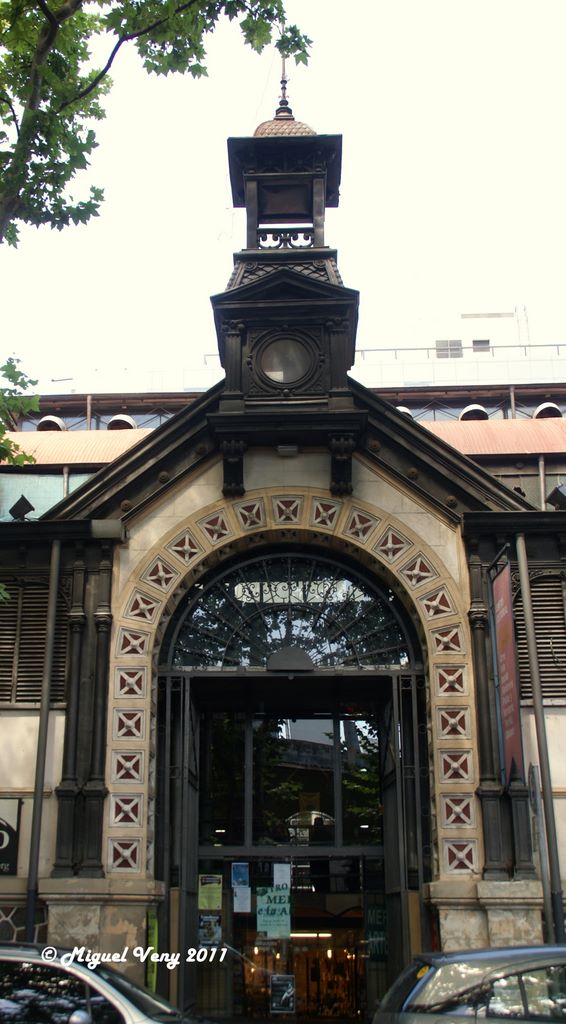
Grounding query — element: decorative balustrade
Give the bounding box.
[257,229,314,250]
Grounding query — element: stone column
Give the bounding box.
[467,542,509,877]
[79,543,112,877]
[52,545,86,876]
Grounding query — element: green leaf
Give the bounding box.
[0,0,311,244]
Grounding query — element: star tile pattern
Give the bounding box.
[108,487,477,879]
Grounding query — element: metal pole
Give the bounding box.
[25,538,61,941]
[538,455,546,511]
[516,532,565,941]
[529,764,554,942]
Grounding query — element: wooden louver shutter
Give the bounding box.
[0,581,69,703]
[514,574,566,701]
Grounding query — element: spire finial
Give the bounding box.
[275,55,294,120]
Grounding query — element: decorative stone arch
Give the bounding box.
[105,488,480,882]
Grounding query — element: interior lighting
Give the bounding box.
[253,946,259,955]
[276,444,299,457]
[326,949,333,959]
[360,824,370,829]
[214,828,226,833]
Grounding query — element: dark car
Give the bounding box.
[373,946,566,1024]
[0,943,198,1024]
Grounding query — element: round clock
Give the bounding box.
[260,336,312,384]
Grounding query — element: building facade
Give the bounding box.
[2,94,566,1018]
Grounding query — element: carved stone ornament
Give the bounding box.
[329,433,356,496]
[221,439,247,497]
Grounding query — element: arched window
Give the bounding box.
[166,550,419,670]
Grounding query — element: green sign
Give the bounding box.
[365,903,387,960]
[256,885,290,938]
[146,909,158,991]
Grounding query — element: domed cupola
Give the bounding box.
[253,74,316,137]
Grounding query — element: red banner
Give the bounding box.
[493,563,524,784]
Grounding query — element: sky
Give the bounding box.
[1,0,565,395]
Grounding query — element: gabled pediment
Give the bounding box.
[212,264,358,307]
[211,261,359,376]
[351,378,535,515]
[40,375,535,526]
[44,382,224,522]
[211,264,359,350]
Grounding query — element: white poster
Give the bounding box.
[233,885,251,913]
[273,863,291,889]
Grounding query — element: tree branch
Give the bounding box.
[0,92,20,135]
[35,0,59,29]
[28,0,83,109]
[58,0,209,112]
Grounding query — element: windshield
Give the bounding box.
[380,962,435,1012]
[93,963,188,1020]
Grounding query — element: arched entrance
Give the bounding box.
[156,547,431,1018]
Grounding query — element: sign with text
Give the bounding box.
[231,862,249,888]
[198,912,222,945]
[273,863,291,889]
[270,975,295,1013]
[365,902,387,960]
[233,886,251,913]
[0,799,21,875]
[256,885,290,938]
[492,562,524,784]
[198,874,222,910]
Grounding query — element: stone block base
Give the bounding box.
[39,877,165,983]
[426,879,544,950]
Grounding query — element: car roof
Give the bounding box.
[416,945,566,967]
[0,944,50,956]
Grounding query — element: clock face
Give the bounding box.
[260,336,312,384]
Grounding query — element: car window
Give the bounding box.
[486,974,525,1017]
[0,959,125,1024]
[483,966,566,1022]
[434,992,485,1016]
[521,966,566,1020]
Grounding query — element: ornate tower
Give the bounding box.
[209,76,366,496]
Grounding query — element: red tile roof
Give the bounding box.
[3,418,565,468]
[3,429,152,465]
[424,418,566,455]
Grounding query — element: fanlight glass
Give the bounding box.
[171,553,412,669]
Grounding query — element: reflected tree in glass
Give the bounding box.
[342,718,382,845]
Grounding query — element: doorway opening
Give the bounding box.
[156,548,431,1018]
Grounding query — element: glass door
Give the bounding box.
[156,670,430,1016]
[196,855,387,1020]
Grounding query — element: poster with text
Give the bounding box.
[198,873,222,910]
[256,886,290,938]
[0,799,21,876]
[231,862,249,887]
[233,885,251,913]
[492,562,524,784]
[273,863,291,889]
[270,975,296,1013]
[198,912,222,945]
